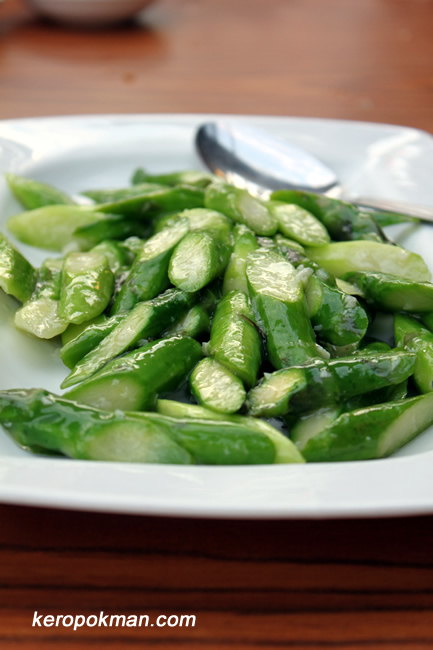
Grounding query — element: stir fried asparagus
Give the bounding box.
[1,168,433,465]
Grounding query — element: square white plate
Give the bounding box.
[1,114,433,519]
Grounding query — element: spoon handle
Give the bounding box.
[353,196,433,223]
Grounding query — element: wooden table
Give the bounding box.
[1,0,433,647]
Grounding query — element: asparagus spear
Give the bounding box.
[222,224,258,295]
[91,240,129,275]
[0,233,37,303]
[86,185,205,217]
[272,233,305,255]
[111,217,189,314]
[65,335,203,411]
[190,357,246,414]
[300,393,433,461]
[394,313,433,394]
[247,350,416,417]
[156,399,304,463]
[62,288,197,387]
[205,182,278,236]
[6,205,116,252]
[268,200,330,246]
[0,389,280,465]
[306,241,431,282]
[14,258,68,339]
[168,210,232,292]
[343,271,433,312]
[58,251,114,324]
[270,189,386,242]
[246,248,318,369]
[60,313,127,369]
[73,214,151,247]
[208,290,262,388]
[161,304,211,340]
[5,173,75,209]
[299,261,369,347]
[81,182,165,203]
[131,169,215,188]
[290,378,409,452]
[61,314,107,345]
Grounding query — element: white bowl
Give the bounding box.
[26,0,154,26]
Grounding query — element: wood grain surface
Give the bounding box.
[1,0,433,648]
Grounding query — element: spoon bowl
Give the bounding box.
[196,121,433,222]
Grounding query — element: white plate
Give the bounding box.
[1,114,433,519]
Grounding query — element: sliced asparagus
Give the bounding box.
[301,393,433,461]
[222,224,258,295]
[247,350,416,417]
[62,288,197,387]
[0,232,37,303]
[111,218,189,314]
[65,336,203,411]
[0,388,281,465]
[190,357,246,414]
[343,271,433,312]
[208,290,262,388]
[246,248,318,368]
[5,173,75,209]
[306,241,431,282]
[205,182,278,236]
[58,251,114,324]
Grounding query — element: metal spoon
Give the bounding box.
[196,121,433,222]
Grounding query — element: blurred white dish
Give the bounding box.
[1,114,433,519]
[25,0,153,26]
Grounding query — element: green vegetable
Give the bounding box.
[301,393,433,461]
[306,241,431,282]
[4,167,433,467]
[62,288,197,387]
[91,240,129,275]
[156,399,304,463]
[162,303,211,339]
[58,251,114,324]
[65,336,203,411]
[302,262,369,346]
[111,218,189,314]
[343,271,433,312]
[73,214,151,246]
[0,388,192,464]
[270,189,386,242]
[364,209,420,228]
[87,185,205,217]
[247,350,416,417]
[0,387,281,464]
[61,314,108,346]
[60,313,127,369]
[394,313,433,394]
[246,248,318,368]
[205,182,278,236]
[14,258,67,339]
[5,173,75,209]
[0,232,37,303]
[268,201,330,246]
[168,229,231,292]
[81,182,165,203]
[272,233,305,255]
[132,411,276,465]
[208,290,262,388]
[131,169,214,188]
[222,224,258,295]
[7,205,111,252]
[290,406,343,452]
[190,357,246,414]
